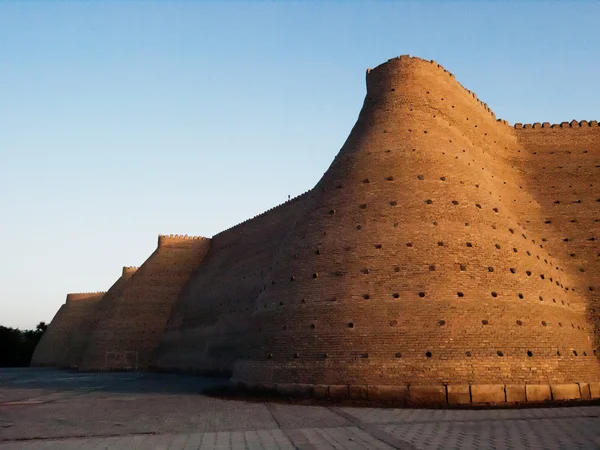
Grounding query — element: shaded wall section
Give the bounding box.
[151,193,310,375]
[65,266,138,369]
[31,292,105,367]
[79,235,210,371]
[512,123,600,350]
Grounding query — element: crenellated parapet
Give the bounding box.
[157,234,210,247]
[159,234,208,240]
[214,190,312,237]
[515,120,599,129]
[65,292,106,303]
[122,266,138,275]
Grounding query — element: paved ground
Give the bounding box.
[1,369,600,449]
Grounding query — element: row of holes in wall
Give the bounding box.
[321,223,568,278]
[264,349,596,359]
[355,160,600,221]
[340,141,515,199]
[336,197,600,211]
[533,150,595,155]
[284,263,571,296]
[360,219,598,270]
[552,199,600,205]
[344,175,518,210]
[258,291,574,311]
[333,156,592,268]
[544,218,600,227]
[329,178,571,273]
[270,319,585,331]
[293,263,560,278]
[348,174,600,202]
[536,167,599,173]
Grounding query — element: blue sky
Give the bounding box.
[1,1,599,329]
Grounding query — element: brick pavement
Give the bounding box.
[1,369,599,449]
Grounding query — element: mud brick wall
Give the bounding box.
[79,236,210,371]
[31,292,105,367]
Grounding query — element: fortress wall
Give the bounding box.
[31,292,105,367]
[511,124,600,348]
[36,55,600,396]
[69,267,138,369]
[79,236,210,371]
[151,192,311,375]
[233,56,600,387]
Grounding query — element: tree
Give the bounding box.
[0,322,48,367]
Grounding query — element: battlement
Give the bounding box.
[514,120,599,129]
[65,292,105,303]
[366,55,508,127]
[157,234,210,247]
[122,266,138,275]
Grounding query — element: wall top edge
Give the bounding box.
[514,120,599,129]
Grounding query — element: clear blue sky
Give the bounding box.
[1,1,599,329]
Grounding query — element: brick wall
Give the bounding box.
[31,292,105,367]
[79,236,210,371]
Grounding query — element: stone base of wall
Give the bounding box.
[232,380,600,407]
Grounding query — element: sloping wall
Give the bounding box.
[231,56,600,387]
[31,292,105,367]
[151,193,310,375]
[62,266,139,369]
[78,236,210,371]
